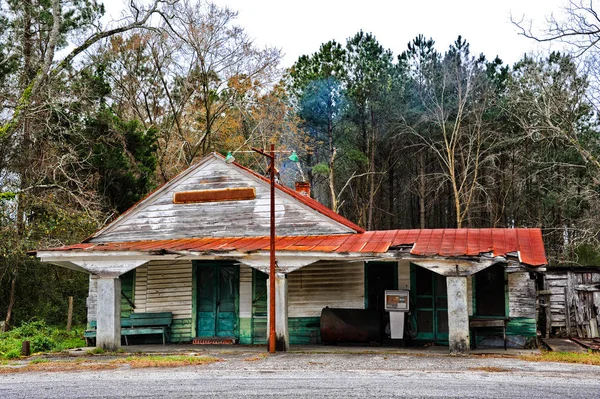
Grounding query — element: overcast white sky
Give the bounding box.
[104,0,569,67]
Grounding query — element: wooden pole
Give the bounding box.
[268,144,276,353]
[250,144,277,353]
[66,296,73,332]
[21,341,30,356]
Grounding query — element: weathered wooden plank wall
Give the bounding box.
[508,272,536,319]
[287,261,365,318]
[87,275,98,325]
[239,265,253,344]
[543,269,600,338]
[398,260,410,290]
[134,260,193,342]
[91,157,355,243]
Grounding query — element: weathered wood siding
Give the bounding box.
[467,276,473,316]
[545,269,600,338]
[91,156,355,243]
[398,260,410,290]
[134,260,193,342]
[508,272,536,319]
[288,261,364,318]
[239,265,253,344]
[87,275,98,324]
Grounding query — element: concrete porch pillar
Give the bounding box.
[447,276,470,354]
[267,272,289,351]
[96,277,121,351]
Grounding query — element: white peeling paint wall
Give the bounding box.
[287,261,365,318]
[134,260,192,320]
[239,264,253,319]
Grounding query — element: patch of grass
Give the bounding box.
[521,351,600,366]
[0,320,86,359]
[4,349,21,360]
[118,355,221,368]
[243,353,267,362]
[0,361,119,374]
[469,366,511,372]
[87,347,105,355]
[29,358,50,364]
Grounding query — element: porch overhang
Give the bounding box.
[36,248,523,276]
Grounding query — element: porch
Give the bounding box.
[42,248,542,354]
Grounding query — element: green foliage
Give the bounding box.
[5,350,21,360]
[573,244,600,266]
[0,320,85,359]
[346,149,368,165]
[311,163,330,176]
[86,109,158,213]
[0,192,16,201]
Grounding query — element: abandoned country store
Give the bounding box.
[34,153,548,354]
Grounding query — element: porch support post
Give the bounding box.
[96,276,121,351]
[267,272,289,351]
[446,276,469,354]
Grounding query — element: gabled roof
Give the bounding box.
[85,153,363,243]
[39,228,548,266]
[224,153,364,233]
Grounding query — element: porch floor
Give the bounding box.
[68,344,539,357]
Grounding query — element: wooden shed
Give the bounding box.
[35,153,548,353]
[540,267,600,338]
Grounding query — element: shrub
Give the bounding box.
[31,336,56,353]
[0,320,85,359]
[5,349,21,360]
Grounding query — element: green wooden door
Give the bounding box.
[196,262,239,338]
[251,269,268,344]
[411,264,449,342]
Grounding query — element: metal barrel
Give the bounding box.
[320,307,382,344]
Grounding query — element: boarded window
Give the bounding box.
[173,187,255,203]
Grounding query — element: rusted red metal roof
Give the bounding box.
[38,228,547,266]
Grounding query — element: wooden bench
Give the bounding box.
[84,312,173,346]
[469,317,508,350]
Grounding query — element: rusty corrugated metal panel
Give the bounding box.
[37,228,549,266]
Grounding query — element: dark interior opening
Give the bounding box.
[475,264,506,317]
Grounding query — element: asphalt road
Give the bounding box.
[1,353,599,398]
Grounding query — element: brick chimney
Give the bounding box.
[295,181,311,197]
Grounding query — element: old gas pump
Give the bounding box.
[384,290,410,339]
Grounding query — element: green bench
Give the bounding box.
[84,312,173,346]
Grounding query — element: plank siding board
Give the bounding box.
[398,260,410,290]
[508,272,536,319]
[90,157,355,243]
[239,265,253,318]
[288,261,364,318]
[543,270,600,334]
[87,275,98,324]
[134,261,193,322]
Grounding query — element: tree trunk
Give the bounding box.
[419,151,426,229]
[4,273,17,331]
[388,160,395,229]
[367,108,376,230]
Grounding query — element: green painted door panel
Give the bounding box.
[216,266,238,337]
[411,264,448,342]
[195,262,239,338]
